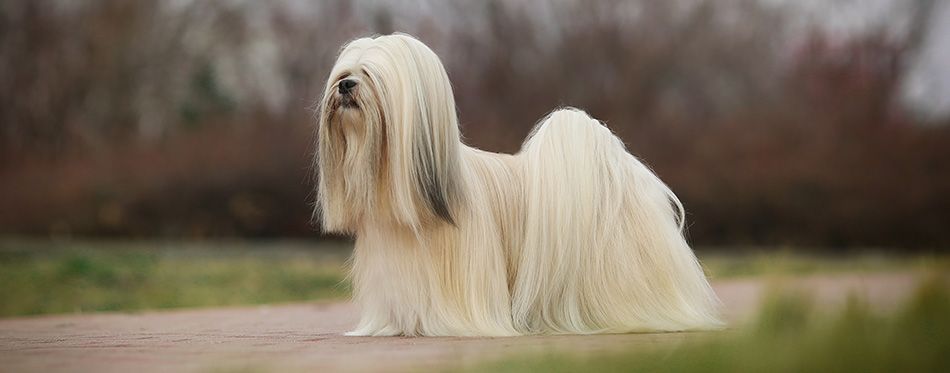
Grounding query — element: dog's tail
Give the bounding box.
[511,108,723,334]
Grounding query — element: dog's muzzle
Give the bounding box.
[339,79,357,94]
[338,79,359,108]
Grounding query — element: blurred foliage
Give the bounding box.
[0,238,944,318]
[0,239,350,317]
[461,278,950,373]
[699,250,949,279]
[0,0,947,250]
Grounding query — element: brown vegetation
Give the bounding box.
[0,0,947,249]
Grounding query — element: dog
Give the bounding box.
[315,33,723,336]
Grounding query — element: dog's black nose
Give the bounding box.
[338,79,357,95]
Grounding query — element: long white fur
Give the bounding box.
[316,33,723,336]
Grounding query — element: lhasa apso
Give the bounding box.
[316,33,723,336]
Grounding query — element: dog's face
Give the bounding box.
[324,69,374,133]
[316,34,462,232]
[322,43,383,149]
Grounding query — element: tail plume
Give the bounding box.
[511,108,723,333]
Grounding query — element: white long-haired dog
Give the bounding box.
[316,33,723,336]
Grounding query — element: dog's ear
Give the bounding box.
[377,34,462,227]
[409,96,458,225]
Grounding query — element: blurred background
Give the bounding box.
[1,0,948,252]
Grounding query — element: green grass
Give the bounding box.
[0,238,944,320]
[462,277,950,373]
[0,238,351,317]
[699,249,948,279]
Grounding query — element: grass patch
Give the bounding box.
[0,238,944,320]
[0,238,350,317]
[462,277,950,373]
[698,249,948,279]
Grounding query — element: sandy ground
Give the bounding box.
[0,271,934,373]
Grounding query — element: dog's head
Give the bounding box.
[316,34,461,233]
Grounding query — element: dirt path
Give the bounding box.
[0,271,933,373]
